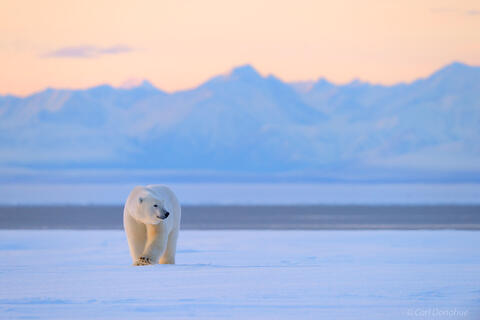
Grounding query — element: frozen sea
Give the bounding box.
[1,230,479,319]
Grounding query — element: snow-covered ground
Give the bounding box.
[1,230,479,319]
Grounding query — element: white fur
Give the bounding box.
[123,185,181,265]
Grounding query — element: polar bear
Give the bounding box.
[123,185,181,266]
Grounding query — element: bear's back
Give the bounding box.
[146,184,174,200]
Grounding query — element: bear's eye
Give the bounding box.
[153,204,158,208]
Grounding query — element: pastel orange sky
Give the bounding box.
[1,0,479,96]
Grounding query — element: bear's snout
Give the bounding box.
[157,210,170,220]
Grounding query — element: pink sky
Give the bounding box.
[1,0,479,96]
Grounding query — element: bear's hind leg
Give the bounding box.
[124,213,147,262]
[159,229,178,264]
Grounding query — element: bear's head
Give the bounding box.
[136,195,170,225]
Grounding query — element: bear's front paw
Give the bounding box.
[134,256,152,266]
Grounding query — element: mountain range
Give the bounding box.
[1,62,479,183]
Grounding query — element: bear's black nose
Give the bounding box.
[165,212,170,218]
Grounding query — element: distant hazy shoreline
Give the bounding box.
[1,183,480,206]
[1,205,479,230]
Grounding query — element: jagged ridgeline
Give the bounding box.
[1,63,479,182]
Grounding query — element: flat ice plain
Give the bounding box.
[1,230,479,319]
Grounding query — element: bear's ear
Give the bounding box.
[138,197,144,204]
